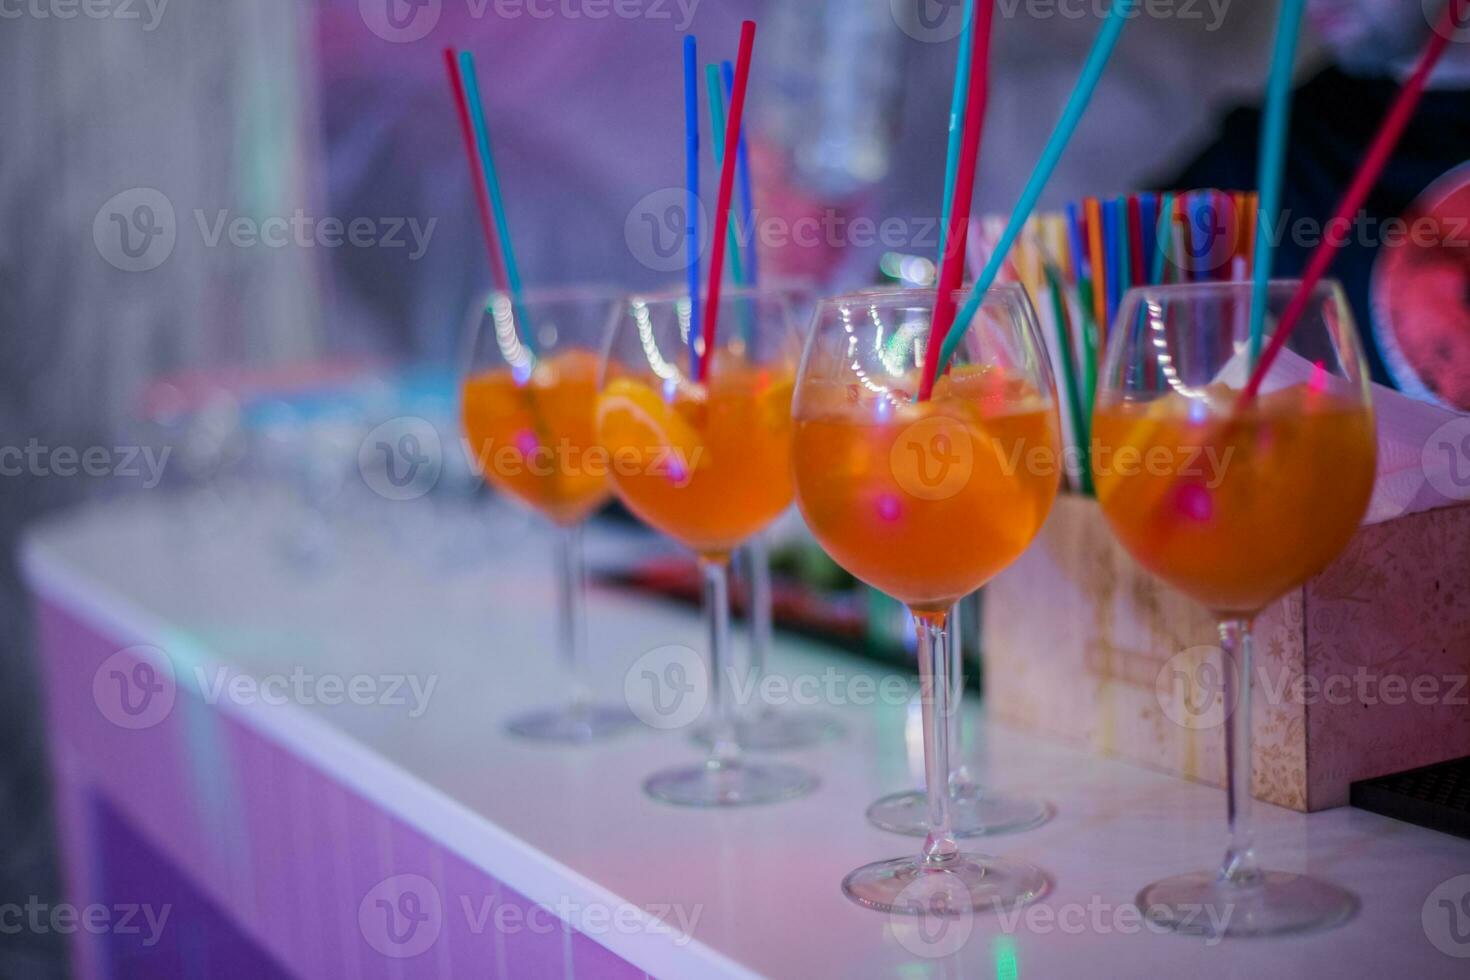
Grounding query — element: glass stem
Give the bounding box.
[947,600,972,792]
[701,556,740,767]
[555,523,590,711]
[744,538,773,718]
[916,609,959,866]
[1218,617,1261,886]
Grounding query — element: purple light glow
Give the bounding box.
[877,494,901,522]
[1175,483,1213,522]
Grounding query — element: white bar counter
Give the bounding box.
[21,494,1470,979]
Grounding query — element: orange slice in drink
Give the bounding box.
[596,377,706,482]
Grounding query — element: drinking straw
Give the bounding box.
[1065,202,1089,281]
[1127,195,1145,287]
[1044,263,1092,495]
[1191,192,1214,282]
[443,49,509,293]
[707,63,757,350]
[1084,198,1108,338]
[1242,192,1259,273]
[936,1,978,267]
[918,0,995,401]
[1053,213,1072,280]
[1211,191,1223,282]
[965,218,984,281]
[459,51,535,358]
[1173,195,1190,282]
[721,60,760,285]
[1102,199,1121,328]
[697,20,757,384]
[1049,214,1088,383]
[684,35,702,378]
[931,0,1136,380]
[1248,0,1306,364]
[705,64,748,288]
[1242,0,1470,403]
[1115,199,1134,352]
[1150,191,1176,284]
[1138,193,1158,282]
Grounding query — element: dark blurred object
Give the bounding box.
[1166,63,1470,393]
[1353,756,1470,840]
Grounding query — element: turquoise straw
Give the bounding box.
[935,0,1135,375]
[707,64,755,348]
[459,51,534,358]
[1249,0,1305,365]
[936,0,976,267]
[721,60,759,286]
[705,64,747,288]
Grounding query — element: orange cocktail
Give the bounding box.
[460,289,636,744]
[596,361,795,559]
[1092,383,1375,615]
[462,348,609,526]
[793,287,1060,915]
[598,288,816,808]
[1094,280,1374,939]
[794,366,1060,612]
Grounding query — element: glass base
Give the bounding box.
[1137,870,1359,939]
[643,759,817,807]
[842,853,1050,915]
[867,785,1051,838]
[505,703,638,743]
[691,708,845,752]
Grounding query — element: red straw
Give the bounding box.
[697,21,757,384]
[1241,0,1469,403]
[1127,195,1145,286]
[443,47,509,293]
[918,0,996,402]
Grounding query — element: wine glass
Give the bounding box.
[597,286,818,806]
[792,285,1061,913]
[864,593,1050,837]
[1093,279,1374,938]
[461,286,637,742]
[691,277,844,754]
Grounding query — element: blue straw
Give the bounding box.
[458,51,535,359]
[684,35,702,378]
[721,60,759,286]
[1191,191,1214,282]
[1250,0,1305,364]
[936,0,976,267]
[936,0,1136,373]
[1102,198,1120,328]
[1139,192,1158,280]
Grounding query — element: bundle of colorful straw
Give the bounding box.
[959,188,1259,494]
